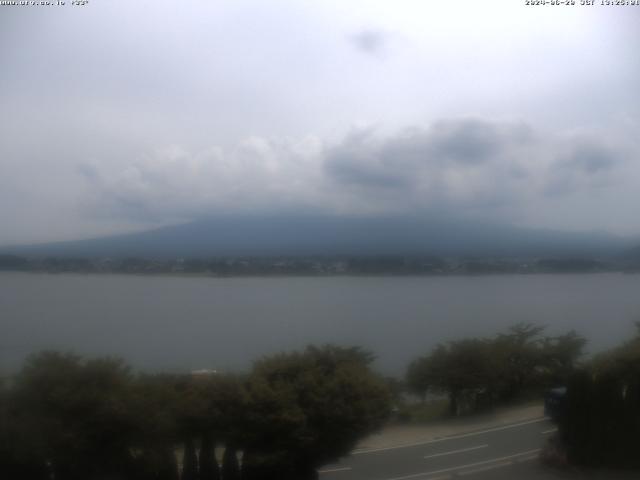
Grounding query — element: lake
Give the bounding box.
[1,272,639,376]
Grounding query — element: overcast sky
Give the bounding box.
[1,0,639,245]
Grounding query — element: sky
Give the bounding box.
[1,0,639,245]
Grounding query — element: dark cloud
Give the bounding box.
[429,119,512,165]
[540,139,623,201]
[324,129,415,189]
[562,142,620,174]
[349,29,389,55]
[2,115,636,245]
[323,118,536,193]
[75,164,101,181]
[325,159,412,189]
[321,118,630,220]
[53,118,632,232]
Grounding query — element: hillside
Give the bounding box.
[2,214,631,259]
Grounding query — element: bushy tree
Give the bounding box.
[221,445,240,480]
[10,352,136,480]
[129,374,182,477]
[188,373,246,479]
[427,340,497,415]
[406,357,430,402]
[196,373,247,445]
[2,346,390,480]
[0,373,49,480]
[198,433,219,480]
[493,323,546,400]
[406,324,586,417]
[241,345,391,479]
[181,438,198,480]
[539,330,587,387]
[559,324,640,467]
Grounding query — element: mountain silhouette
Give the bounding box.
[4,214,632,259]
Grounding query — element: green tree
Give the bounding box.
[242,345,390,479]
[558,325,640,467]
[198,433,219,480]
[196,374,247,448]
[407,323,586,415]
[11,352,136,480]
[539,330,586,386]
[433,340,497,415]
[406,357,430,402]
[221,445,240,480]
[129,374,182,480]
[181,438,198,480]
[492,323,546,401]
[0,372,49,480]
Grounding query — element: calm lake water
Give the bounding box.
[1,272,639,375]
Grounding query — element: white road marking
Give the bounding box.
[318,467,352,474]
[517,454,540,462]
[541,428,557,434]
[458,452,539,475]
[458,460,512,476]
[353,417,547,455]
[423,444,488,459]
[381,449,541,480]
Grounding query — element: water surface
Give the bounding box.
[1,272,639,375]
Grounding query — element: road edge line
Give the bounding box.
[352,417,548,455]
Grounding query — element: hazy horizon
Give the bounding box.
[3,212,638,251]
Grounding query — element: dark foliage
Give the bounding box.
[558,327,640,467]
[198,434,219,480]
[0,254,28,270]
[182,438,198,480]
[221,446,240,480]
[240,345,390,479]
[406,324,586,416]
[0,345,389,480]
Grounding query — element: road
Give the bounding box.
[318,418,561,480]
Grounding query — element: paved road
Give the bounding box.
[318,418,558,480]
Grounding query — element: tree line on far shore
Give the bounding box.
[0,253,624,276]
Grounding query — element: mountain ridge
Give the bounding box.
[2,214,634,259]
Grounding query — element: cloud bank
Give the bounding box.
[74,117,635,234]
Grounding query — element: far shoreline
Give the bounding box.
[1,269,638,279]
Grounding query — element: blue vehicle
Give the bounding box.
[544,387,567,422]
